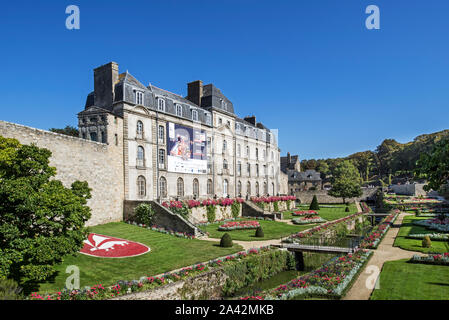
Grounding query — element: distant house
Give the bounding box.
[281,152,322,194]
[287,169,322,193]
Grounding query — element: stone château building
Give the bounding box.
[78,62,282,202]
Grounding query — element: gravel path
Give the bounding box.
[343,212,418,300]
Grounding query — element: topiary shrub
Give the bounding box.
[309,195,320,210]
[220,233,233,247]
[134,203,155,226]
[345,206,350,212]
[255,226,264,238]
[422,235,432,248]
[415,208,421,216]
[0,279,22,300]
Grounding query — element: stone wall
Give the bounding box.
[189,204,242,224]
[0,120,124,226]
[390,183,427,196]
[295,188,378,204]
[124,200,203,236]
[113,269,228,300]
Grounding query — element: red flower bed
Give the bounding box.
[80,233,151,258]
[292,210,318,216]
[218,220,260,231]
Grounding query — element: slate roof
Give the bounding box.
[288,169,322,182]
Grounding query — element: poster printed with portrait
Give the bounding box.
[166,122,208,174]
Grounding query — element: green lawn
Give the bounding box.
[282,203,358,221]
[35,222,243,294]
[394,216,449,253]
[370,259,449,300]
[203,219,311,241]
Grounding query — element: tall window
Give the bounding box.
[223,159,228,170]
[177,178,184,197]
[159,177,167,198]
[207,179,213,195]
[137,121,144,139]
[271,166,274,176]
[192,109,198,121]
[263,149,266,160]
[223,140,227,153]
[256,148,259,160]
[264,182,268,195]
[101,131,106,143]
[206,113,211,125]
[247,182,251,196]
[158,98,165,111]
[136,91,144,105]
[237,161,241,176]
[207,137,212,153]
[237,144,241,157]
[271,151,274,160]
[158,149,165,167]
[193,178,199,197]
[272,183,275,196]
[176,104,182,117]
[158,125,164,143]
[207,160,212,174]
[247,163,250,176]
[137,146,145,167]
[137,176,146,197]
[246,146,249,157]
[256,182,259,196]
[90,132,97,142]
[256,164,259,177]
[223,179,228,197]
[237,181,242,195]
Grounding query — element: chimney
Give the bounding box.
[187,80,203,106]
[287,152,291,164]
[244,115,256,126]
[94,62,119,110]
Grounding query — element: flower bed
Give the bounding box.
[291,217,326,225]
[30,246,273,300]
[239,249,373,300]
[292,210,318,216]
[283,212,364,243]
[413,217,449,232]
[218,220,260,231]
[126,221,196,239]
[359,212,398,249]
[406,233,449,241]
[409,253,449,266]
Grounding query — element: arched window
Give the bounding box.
[177,178,184,197]
[137,176,146,197]
[237,181,242,195]
[193,178,199,197]
[137,121,144,139]
[247,181,251,196]
[207,179,213,195]
[137,146,145,167]
[158,125,164,142]
[159,176,167,198]
[255,182,259,196]
[158,149,165,167]
[223,179,229,197]
[247,163,251,176]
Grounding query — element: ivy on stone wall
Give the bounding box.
[273,201,279,212]
[206,205,216,223]
[221,250,295,297]
[231,202,241,218]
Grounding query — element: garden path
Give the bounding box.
[343,212,418,300]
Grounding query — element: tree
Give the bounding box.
[328,160,362,204]
[415,138,449,192]
[0,136,92,285]
[309,195,320,210]
[49,126,79,137]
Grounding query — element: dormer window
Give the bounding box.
[158,98,165,112]
[135,91,144,105]
[192,109,198,121]
[176,104,182,117]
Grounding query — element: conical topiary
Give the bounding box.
[220,233,233,247]
[255,226,264,238]
[345,206,350,212]
[309,195,320,210]
[422,235,432,248]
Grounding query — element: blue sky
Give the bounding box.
[1,1,448,159]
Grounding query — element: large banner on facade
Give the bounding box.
[166,122,207,174]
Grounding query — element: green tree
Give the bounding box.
[328,160,362,204]
[309,195,320,210]
[49,126,79,137]
[0,136,92,285]
[415,138,449,192]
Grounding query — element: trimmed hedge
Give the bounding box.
[220,233,233,247]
